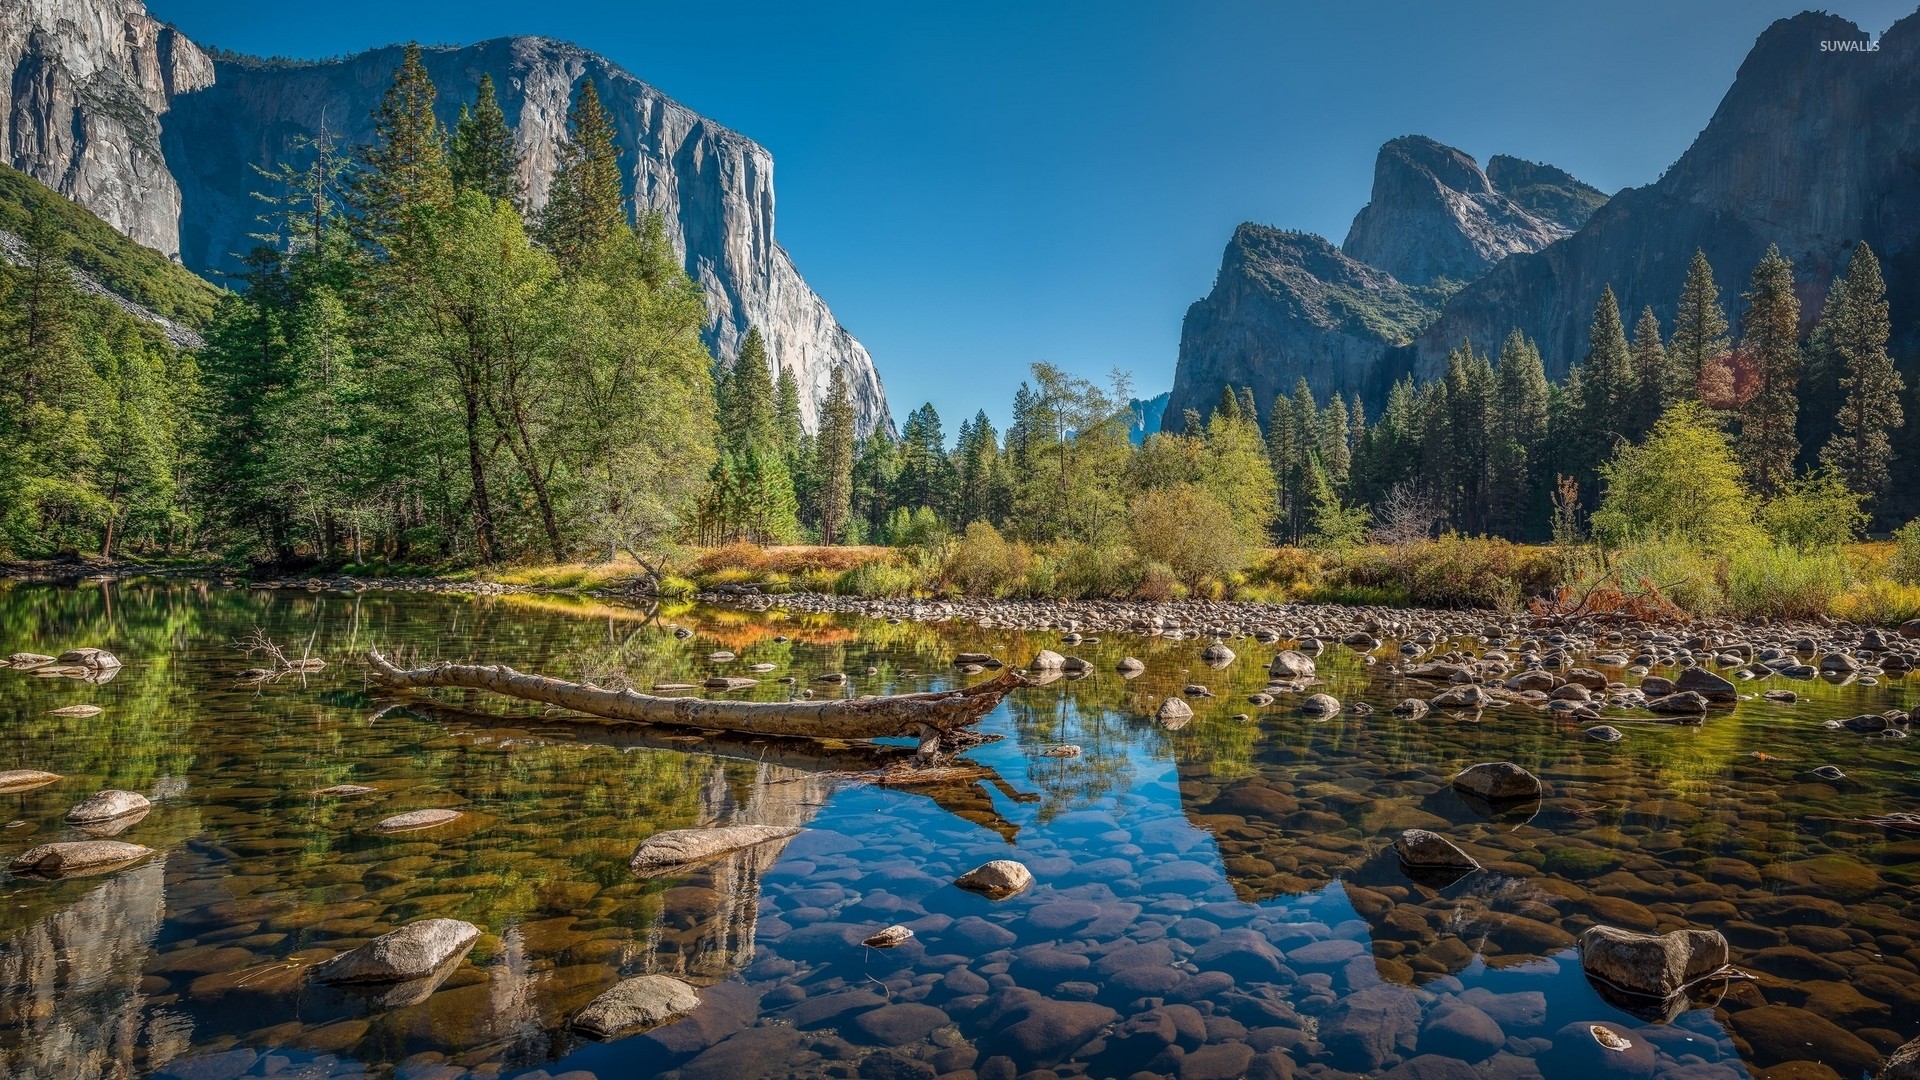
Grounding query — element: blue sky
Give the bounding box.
[156,0,1914,431]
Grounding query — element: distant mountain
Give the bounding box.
[0,0,892,435]
[1170,10,1920,426]
[1128,392,1170,444]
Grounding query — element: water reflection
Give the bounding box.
[0,579,1917,1078]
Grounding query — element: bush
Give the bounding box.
[1591,402,1758,553]
[1831,579,1920,626]
[1050,541,1142,599]
[1726,544,1852,620]
[1127,483,1252,589]
[1586,536,1727,617]
[833,560,920,597]
[1320,538,1559,611]
[1891,520,1920,586]
[945,522,1032,597]
[1759,471,1867,551]
[1249,547,1326,598]
[1134,561,1185,601]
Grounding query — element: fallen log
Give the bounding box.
[365,647,1026,748]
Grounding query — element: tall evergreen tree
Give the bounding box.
[450,73,519,203]
[719,328,778,454]
[1670,249,1729,406]
[351,43,453,254]
[895,403,955,516]
[538,78,627,269]
[774,365,805,468]
[1442,343,1496,533]
[1490,330,1550,538]
[1627,305,1668,439]
[1819,241,1905,501]
[1736,244,1802,495]
[1319,391,1351,488]
[814,366,858,544]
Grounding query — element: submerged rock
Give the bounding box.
[57,648,121,670]
[1394,829,1479,872]
[955,859,1033,899]
[374,809,463,833]
[6,652,55,667]
[1201,641,1236,664]
[314,784,377,797]
[1452,762,1542,802]
[9,840,152,877]
[313,918,480,984]
[629,824,802,875]
[0,770,61,792]
[47,704,102,717]
[1647,691,1709,715]
[1031,650,1067,671]
[1394,698,1431,718]
[1039,744,1081,757]
[1157,698,1194,727]
[1430,684,1494,709]
[1579,925,1728,1000]
[1269,650,1316,679]
[65,789,150,824]
[1299,693,1341,716]
[572,974,701,1040]
[1116,657,1145,676]
[1673,667,1736,703]
[862,924,915,948]
[1586,725,1624,742]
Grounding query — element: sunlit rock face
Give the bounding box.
[0,856,168,1079]
[0,0,212,256]
[0,1,893,436]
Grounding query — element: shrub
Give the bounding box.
[1591,402,1758,553]
[833,560,920,597]
[1759,471,1867,551]
[1585,536,1726,617]
[1127,483,1252,589]
[1891,520,1920,586]
[1831,579,1920,626]
[1050,541,1142,599]
[1319,538,1558,611]
[1133,561,1185,601]
[1726,544,1852,620]
[1249,547,1326,598]
[945,522,1032,597]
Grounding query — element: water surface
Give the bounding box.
[0,579,1916,1080]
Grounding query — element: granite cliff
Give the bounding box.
[0,2,891,434]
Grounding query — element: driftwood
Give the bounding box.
[365,647,1025,753]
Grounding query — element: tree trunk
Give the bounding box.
[365,648,1025,744]
[462,385,501,562]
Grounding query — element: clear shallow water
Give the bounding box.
[0,580,1917,1080]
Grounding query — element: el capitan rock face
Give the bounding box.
[0,2,891,435]
[0,0,213,256]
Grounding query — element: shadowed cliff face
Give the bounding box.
[1413,10,1920,383]
[0,0,213,256]
[0,3,892,436]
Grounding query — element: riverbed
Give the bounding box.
[0,578,1915,1080]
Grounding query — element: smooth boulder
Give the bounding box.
[1156,697,1194,727]
[955,859,1033,900]
[0,770,61,792]
[571,974,701,1040]
[57,648,121,670]
[1394,829,1479,872]
[375,809,462,833]
[1452,761,1542,802]
[1269,650,1316,679]
[1673,667,1736,703]
[313,918,480,984]
[1579,925,1728,1000]
[65,789,150,824]
[629,824,801,875]
[1299,693,1341,716]
[9,840,152,877]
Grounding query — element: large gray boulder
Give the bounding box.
[1269,650,1316,679]
[9,840,153,878]
[1674,667,1736,703]
[65,789,150,824]
[572,974,701,1040]
[1881,1035,1920,1080]
[1579,925,1728,1000]
[1452,761,1542,802]
[955,859,1033,900]
[0,770,61,792]
[1394,829,1479,872]
[629,825,801,875]
[313,919,480,985]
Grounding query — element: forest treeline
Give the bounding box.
[0,45,1911,611]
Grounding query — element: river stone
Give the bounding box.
[1673,667,1736,702]
[313,918,479,984]
[955,859,1033,900]
[703,676,757,691]
[1395,829,1479,872]
[1299,693,1341,716]
[6,652,54,667]
[66,789,150,824]
[47,704,102,717]
[1881,1035,1920,1080]
[9,840,152,877]
[375,809,462,833]
[1394,698,1430,718]
[0,770,61,792]
[1810,765,1847,781]
[1579,925,1727,999]
[1646,691,1709,715]
[1452,762,1542,802]
[1586,725,1625,742]
[1541,1020,1656,1078]
[1031,650,1066,671]
[1117,657,1145,675]
[1157,697,1194,727]
[863,924,914,948]
[314,784,377,797]
[629,825,802,874]
[571,974,701,1040]
[1201,641,1235,664]
[1269,651,1315,678]
[57,648,120,670]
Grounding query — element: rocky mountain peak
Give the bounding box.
[1485,155,1608,233]
[1341,135,1573,287]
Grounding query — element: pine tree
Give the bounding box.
[1627,306,1668,439]
[774,365,804,468]
[1215,385,1243,424]
[895,403,955,517]
[816,366,857,543]
[352,43,453,254]
[1670,249,1729,405]
[1490,330,1550,538]
[1238,386,1260,428]
[1819,241,1905,501]
[1736,244,1802,495]
[852,431,901,538]
[1442,342,1496,533]
[719,328,777,454]
[450,73,519,204]
[1319,391,1351,488]
[538,77,627,269]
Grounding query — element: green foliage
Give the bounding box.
[1126,483,1250,589]
[450,73,520,204]
[1305,461,1370,550]
[814,367,857,544]
[1736,244,1802,495]
[1589,536,1727,617]
[1818,242,1905,501]
[1890,520,1920,587]
[1726,543,1852,620]
[944,521,1032,597]
[537,77,627,270]
[1759,471,1867,551]
[1591,402,1757,553]
[0,164,220,326]
[833,559,921,597]
[1049,540,1142,599]
[1669,249,1728,405]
